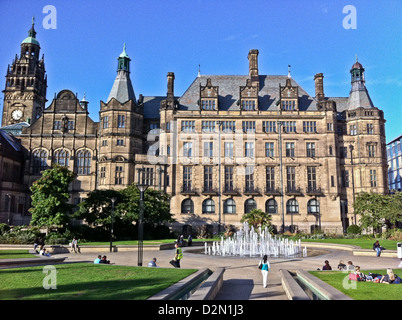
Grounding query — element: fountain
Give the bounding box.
[205,222,307,258]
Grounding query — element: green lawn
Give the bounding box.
[0,250,37,259]
[301,238,399,250]
[310,269,402,300]
[0,263,197,300]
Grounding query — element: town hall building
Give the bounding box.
[0,21,389,234]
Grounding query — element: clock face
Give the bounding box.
[12,109,23,120]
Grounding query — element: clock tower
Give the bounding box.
[1,19,47,127]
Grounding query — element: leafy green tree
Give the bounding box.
[241,209,272,230]
[29,165,76,233]
[384,191,402,227]
[353,192,389,234]
[118,185,174,225]
[74,189,123,229]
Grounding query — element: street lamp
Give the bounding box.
[136,168,150,266]
[277,121,285,233]
[110,197,116,253]
[349,144,356,224]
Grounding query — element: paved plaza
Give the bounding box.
[56,244,401,300]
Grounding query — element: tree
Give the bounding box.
[29,165,76,233]
[384,191,402,228]
[353,192,390,234]
[241,209,272,230]
[118,185,174,225]
[74,189,123,228]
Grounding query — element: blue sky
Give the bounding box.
[0,0,401,142]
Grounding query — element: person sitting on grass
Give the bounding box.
[354,266,367,281]
[94,255,101,264]
[380,268,401,284]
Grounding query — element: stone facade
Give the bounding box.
[0,23,388,234]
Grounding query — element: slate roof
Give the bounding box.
[107,70,136,104]
[0,129,22,152]
[178,75,319,111]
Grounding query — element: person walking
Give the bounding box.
[70,237,78,253]
[170,243,183,268]
[258,255,270,288]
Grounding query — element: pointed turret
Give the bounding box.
[347,58,374,110]
[107,44,136,104]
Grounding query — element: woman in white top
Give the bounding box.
[259,255,270,288]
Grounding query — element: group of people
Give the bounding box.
[148,242,184,268]
[94,255,111,264]
[320,259,401,284]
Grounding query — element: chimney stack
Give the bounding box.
[248,49,259,86]
[167,72,175,99]
[314,73,325,101]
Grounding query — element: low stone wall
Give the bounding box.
[147,268,211,300]
[188,267,225,300]
[280,269,310,300]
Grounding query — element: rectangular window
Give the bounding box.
[201,99,216,110]
[367,123,374,134]
[224,166,234,191]
[327,123,333,131]
[224,142,234,158]
[282,100,296,110]
[303,121,317,133]
[286,142,295,157]
[181,120,195,132]
[183,142,193,157]
[204,166,213,190]
[68,121,74,130]
[102,140,108,146]
[103,116,109,129]
[54,121,61,130]
[203,141,213,158]
[143,168,154,186]
[350,124,357,136]
[242,100,256,110]
[183,166,192,190]
[245,142,254,157]
[242,121,256,133]
[115,166,124,185]
[263,121,276,133]
[265,142,275,157]
[340,147,348,158]
[116,139,124,146]
[202,121,215,132]
[368,145,375,157]
[150,123,158,130]
[221,121,235,132]
[284,121,296,133]
[286,167,296,190]
[370,169,377,187]
[100,167,106,185]
[306,142,316,158]
[266,167,275,191]
[341,170,349,187]
[307,166,317,191]
[245,166,254,191]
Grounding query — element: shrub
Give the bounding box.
[347,225,361,235]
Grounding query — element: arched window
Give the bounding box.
[223,199,236,214]
[32,149,47,174]
[244,198,256,213]
[181,199,194,214]
[202,199,215,214]
[76,150,91,175]
[307,199,320,214]
[286,199,299,214]
[53,149,69,167]
[266,199,277,214]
